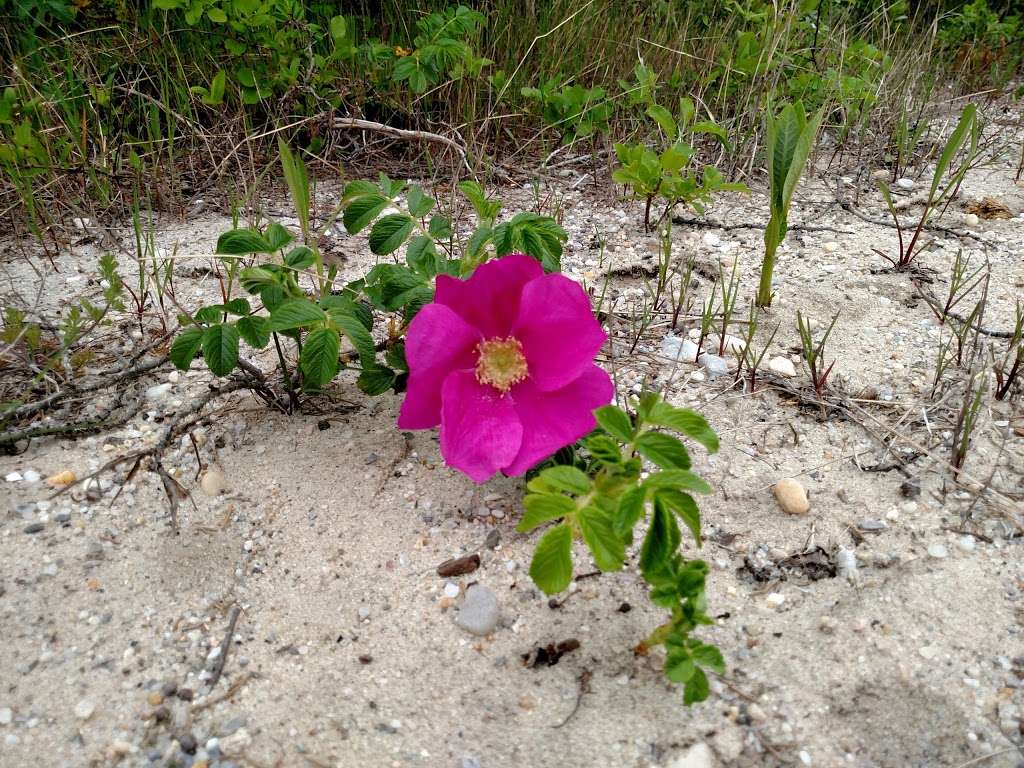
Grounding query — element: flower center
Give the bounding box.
[475,336,528,394]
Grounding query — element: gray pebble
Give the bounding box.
[455,584,500,636]
[219,716,247,737]
[857,519,888,531]
[458,758,482,768]
[23,522,44,534]
[54,511,71,524]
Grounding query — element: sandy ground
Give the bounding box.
[2,130,1024,768]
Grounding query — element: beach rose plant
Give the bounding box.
[175,160,723,704]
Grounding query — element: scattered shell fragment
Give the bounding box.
[46,470,76,488]
[200,467,227,497]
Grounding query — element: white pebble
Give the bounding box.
[768,356,796,377]
[443,582,460,599]
[766,593,786,609]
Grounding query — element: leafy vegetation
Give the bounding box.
[522,394,721,703]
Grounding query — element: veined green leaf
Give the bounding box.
[300,327,340,388]
[529,523,573,595]
[635,431,691,469]
[201,323,240,376]
[170,327,203,371]
[594,404,633,441]
[268,298,326,331]
[578,505,625,571]
[539,465,590,495]
[518,493,575,533]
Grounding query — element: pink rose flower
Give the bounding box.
[397,254,613,482]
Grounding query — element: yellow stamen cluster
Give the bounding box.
[475,336,528,394]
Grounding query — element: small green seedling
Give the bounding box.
[756,101,822,308]
[874,104,979,271]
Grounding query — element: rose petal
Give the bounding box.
[397,304,481,429]
[502,364,614,476]
[435,253,543,338]
[440,370,524,483]
[512,273,607,391]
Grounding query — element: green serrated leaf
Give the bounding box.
[539,465,590,495]
[646,402,719,453]
[691,644,725,673]
[343,194,390,234]
[578,505,625,572]
[683,667,710,704]
[594,404,633,441]
[636,431,691,469]
[268,298,326,331]
[236,315,270,348]
[357,365,396,395]
[264,222,293,251]
[644,469,712,495]
[613,485,647,539]
[170,327,203,371]
[529,523,574,595]
[201,323,240,376]
[406,186,435,218]
[369,214,414,255]
[665,650,696,683]
[300,327,340,388]
[284,246,316,270]
[518,493,576,533]
[585,434,622,465]
[216,229,273,255]
[639,500,680,577]
[656,488,702,545]
[428,215,453,239]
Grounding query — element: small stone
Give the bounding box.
[436,553,480,577]
[145,383,173,402]
[455,584,500,636]
[701,354,732,378]
[819,616,837,634]
[768,356,797,377]
[927,543,948,559]
[0,708,12,725]
[773,478,810,515]
[766,593,786,609]
[957,535,976,552]
[74,700,96,720]
[4,471,22,482]
[835,547,859,582]
[23,522,44,534]
[178,734,198,755]
[663,335,700,363]
[458,758,482,768]
[483,529,501,549]
[443,582,461,599]
[45,470,76,488]
[919,645,939,660]
[147,692,164,707]
[822,241,838,253]
[857,519,887,531]
[200,468,226,497]
[895,177,915,190]
[670,741,714,768]
[358,606,371,621]
[219,728,252,755]
[22,470,40,483]
[702,232,722,247]
[965,213,980,227]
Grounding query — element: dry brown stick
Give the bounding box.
[207,605,242,690]
[671,214,853,235]
[3,354,170,423]
[191,671,255,713]
[332,117,472,175]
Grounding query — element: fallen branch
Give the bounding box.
[207,605,243,690]
[672,214,853,235]
[332,117,472,174]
